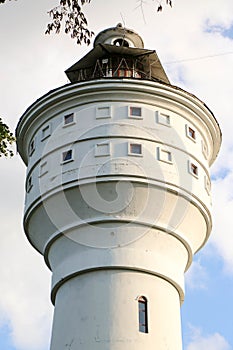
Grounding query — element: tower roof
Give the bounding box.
[65,43,170,84]
[65,24,170,84]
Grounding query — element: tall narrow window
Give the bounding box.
[138,296,148,333]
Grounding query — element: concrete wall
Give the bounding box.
[16,78,221,350]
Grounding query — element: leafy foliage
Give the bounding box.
[0,118,15,157]
[0,0,172,157]
[1,0,173,44]
[45,0,94,45]
[157,0,173,12]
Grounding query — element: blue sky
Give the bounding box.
[1,0,233,349]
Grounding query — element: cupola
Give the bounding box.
[65,24,170,84]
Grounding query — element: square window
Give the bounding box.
[96,106,111,119]
[186,124,196,141]
[129,143,142,155]
[157,147,172,163]
[129,106,142,118]
[41,124,51,141]
[156,111,171,126]
[62,150,73,163]
[189,161,199,177]
[64,113,75,126]
[29,138,35,156]
[95,142,110,157]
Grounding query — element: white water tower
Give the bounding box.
[16,24,221,350]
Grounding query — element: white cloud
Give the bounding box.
[185,259,208,290]
[186,326,231,350]
[210,173,233,274]
[0,157,53,350]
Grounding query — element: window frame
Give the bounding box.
[63,113,75,127]
[186,124,196,142]
[128,106,143,119]
[26,175,33,193]
[41,124,51,141]
[39,161,48,177]
[138,296,148,333]
[95,142,111,157]
[128,142,143,156]
[202,140,209,159]
[204,175,211,195]
[156,111,171,127]
[157,147,173,164]
[188,160,199,178]
[28,138,35,156]
[96,106,112,119]
[61,149,73,164]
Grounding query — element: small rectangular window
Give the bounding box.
[26,176,33,193]
[205,175,211,195]
[96,106,111,119]
[189,161,199,177]
[202,140,208,159]
[64,113,75,126]
[129,143,142,156]
[95,142,110,157]
[41,124,51,141]
[129,106,142,119]
[157,147,172,164]
[62,150,73,163]
[29,139,35,156]
[186,124,196,141]
[39,161,48,177]
[156,111,171,126]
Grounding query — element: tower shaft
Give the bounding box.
[16,25,221,350]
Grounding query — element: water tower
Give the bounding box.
[16,24,221,350]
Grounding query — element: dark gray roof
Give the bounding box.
[65,44,170,84]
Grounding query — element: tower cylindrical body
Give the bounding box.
[16,78,221,350]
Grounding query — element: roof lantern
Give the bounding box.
[65,24,170,84]
[93,23,144,49]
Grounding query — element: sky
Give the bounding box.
[0,0,233,349]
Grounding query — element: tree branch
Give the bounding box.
[45,0,94,45]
